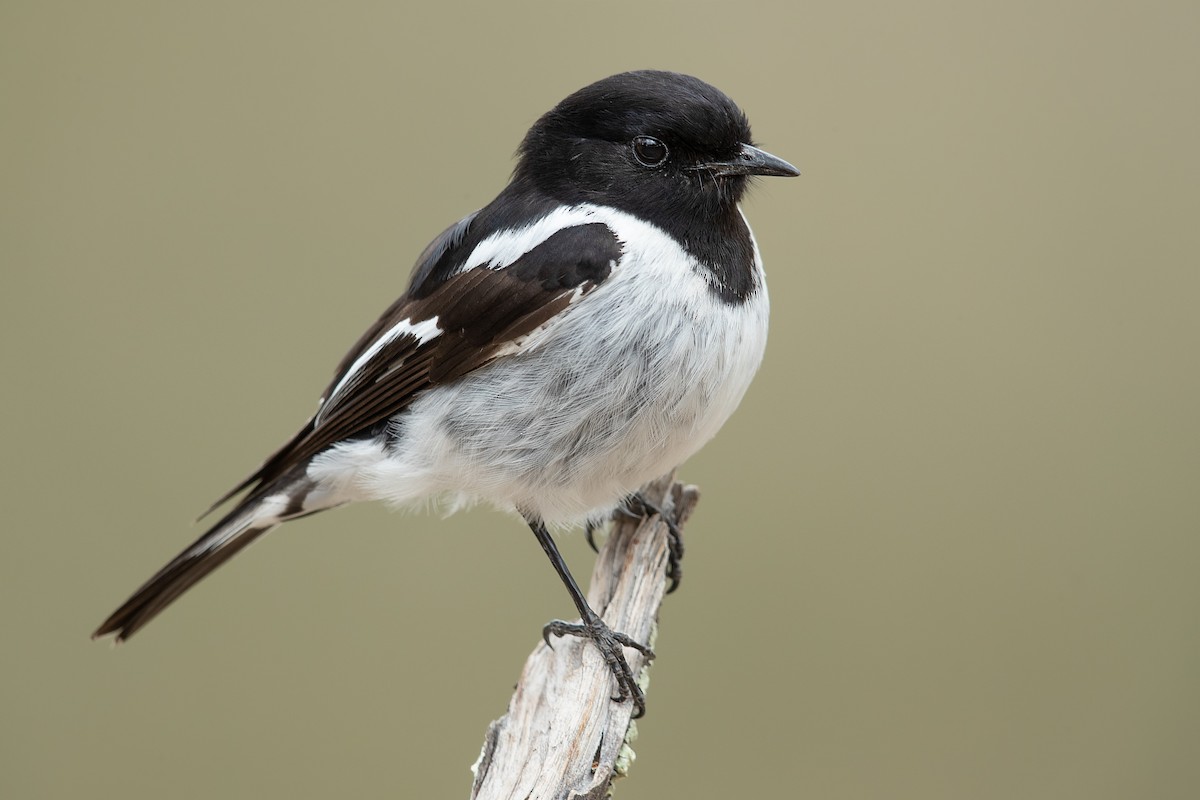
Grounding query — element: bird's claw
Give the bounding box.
[584,521,602,553]
[620,493,686,594]
[541,617,655,718]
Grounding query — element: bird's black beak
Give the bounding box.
[699,143,800,178]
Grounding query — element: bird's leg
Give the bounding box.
[526,516,654,718]
[618,492,686,594]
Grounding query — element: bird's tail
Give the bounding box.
[92,474,323,642]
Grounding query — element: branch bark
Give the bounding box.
[469,473,700,800]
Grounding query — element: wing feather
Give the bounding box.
[201,214,623,517]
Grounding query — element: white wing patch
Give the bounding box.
[318,316,443,424]
[460,205,604,272]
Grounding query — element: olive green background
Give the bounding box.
[4,1,1198,798]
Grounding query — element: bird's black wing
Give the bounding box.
[201,213,622,516]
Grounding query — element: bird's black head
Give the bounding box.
[513,70,798,222]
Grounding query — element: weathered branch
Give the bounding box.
[470,473,700,800]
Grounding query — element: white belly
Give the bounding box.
[313,206,770,526]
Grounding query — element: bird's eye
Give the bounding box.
[631,136,669,168]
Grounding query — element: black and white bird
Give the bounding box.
[93,70,798,717]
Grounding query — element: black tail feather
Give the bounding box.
[92,510,275,642]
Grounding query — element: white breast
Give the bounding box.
[312,205,769,527]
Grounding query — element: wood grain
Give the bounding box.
[470,474,700,800]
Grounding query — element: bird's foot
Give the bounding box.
[542,614,655,718]
[616,493,686,593]
[584,519,603,554]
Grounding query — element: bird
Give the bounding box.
[93,69,799,717]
